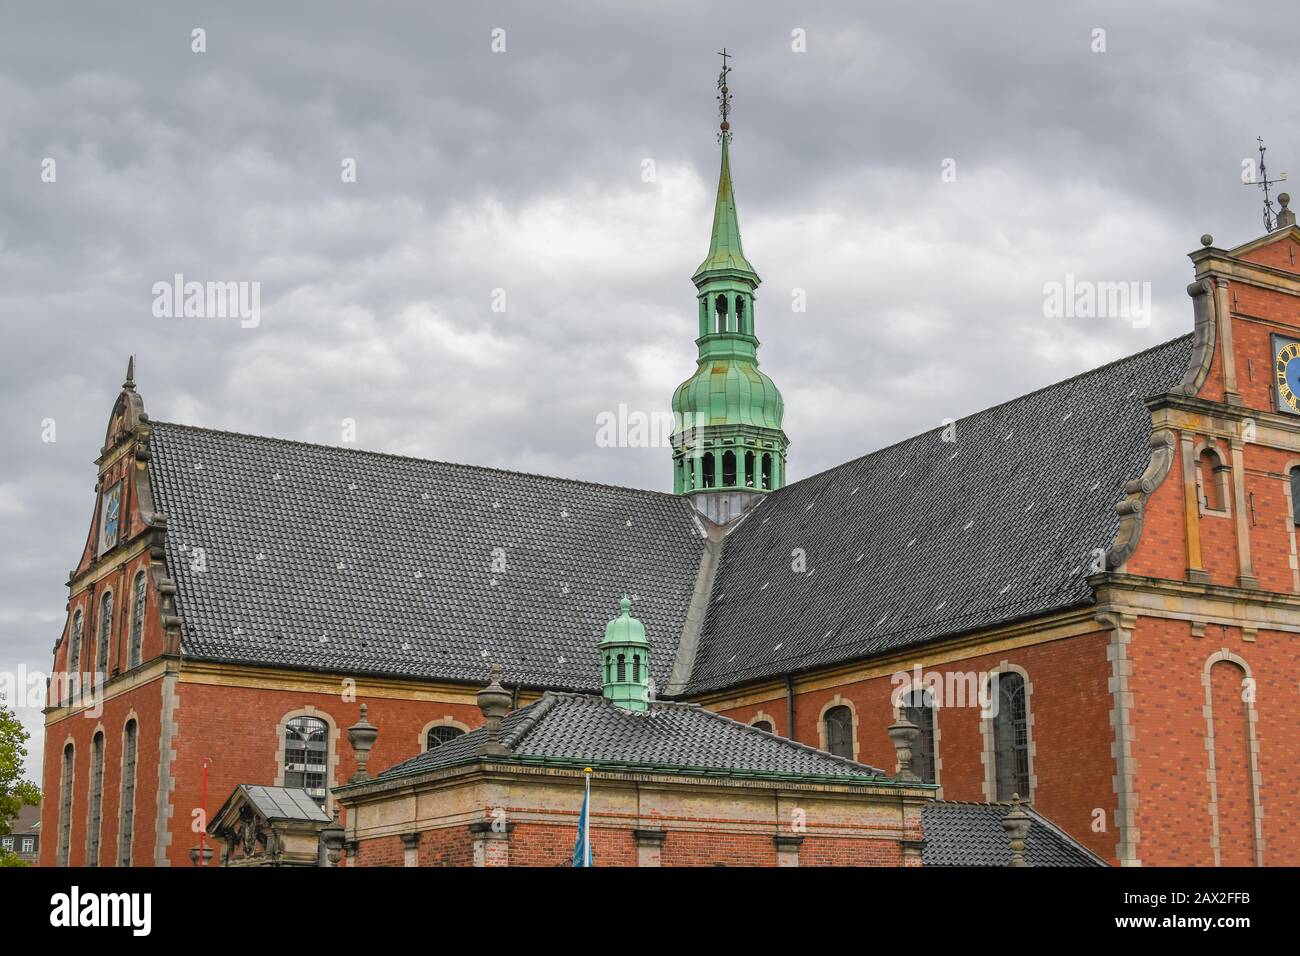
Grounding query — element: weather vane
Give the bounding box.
[1244,136,1288,232]
[716,47,732,141]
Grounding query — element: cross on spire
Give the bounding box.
[1243,136,1288,232]
[716,48,732,140]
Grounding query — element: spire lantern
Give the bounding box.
[671,52,789,524]
[599,597,651,712]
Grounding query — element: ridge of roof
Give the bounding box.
[148,419,688,505]
[775,332,1195,495]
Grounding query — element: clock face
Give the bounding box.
[99,481,123,554]
[1277,336,1300,414]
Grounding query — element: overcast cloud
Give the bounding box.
[1,0,1295,781]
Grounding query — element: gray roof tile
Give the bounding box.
[241,784,332,823]
[922,800,1107,866]
[684,335,1194,693]
[379,692,889,781]
[146,424,706,690]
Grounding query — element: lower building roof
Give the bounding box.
[922,800,1108,867]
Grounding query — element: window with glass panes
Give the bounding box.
[118,720,138,866]
[85,732,105,866]
[426,725,464,750]
[284,716,329,803]
[57,744,74,867]
[129,572,146,669]
[900,688,937,784]
[824,705,854,759]
[992,672,1030,800]
[96,591,114,674]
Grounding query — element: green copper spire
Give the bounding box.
[671,52,789,524]
[599,597,652,712]
[692,135,758,282]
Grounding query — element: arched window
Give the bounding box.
[85,732,104,867]
[715,294,729,333]
[616,653,626,682]
[632,654,641,682]
[751,720,773,733]
[992,672,1030,800]
[57,743,74,867]
[900,688,937,785]
[824,705,854,759]
[744,450,755,487]
[1199,447,1228,513]
[284,716,329,804]
[702,452,716,489]
[722,450,737,486]
[1290,468,1300,526]
[426,726,464,750]
[119,720,138,867]
[96,591,114,675]
[605,655,612,683]
[735,296,746,333]
[129,572,146,670]
[761,454,772,491]
[66,611,83,703]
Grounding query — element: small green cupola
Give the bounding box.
[672,52,789,525]
[599,597,651,712]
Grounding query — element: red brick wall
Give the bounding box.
[716,630,1117,862]
[39,678,165,867]
[1124,616,1297,865]
[168,681,483,867]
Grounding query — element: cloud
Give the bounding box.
[1,0,1295,779]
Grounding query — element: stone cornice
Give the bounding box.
[1090,571,1300,634]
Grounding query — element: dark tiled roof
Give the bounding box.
[683,335,1195,694]
[922,800,1107,866]
[146,424,706,690]
[379,692,888,781]
[240,785,332,823]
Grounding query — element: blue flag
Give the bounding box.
[572,771,594,867]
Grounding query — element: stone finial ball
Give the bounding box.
[1280,192,1291,207]
[1200,234,1214,247]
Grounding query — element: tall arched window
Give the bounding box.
[85,732,105,867]
[761,454,772,490]
[900,688,937,785]
[129,572,146,670]
[96,591,114,675]
[714,294,729,333]
[616,653,626,682]
[57,744,74,867]
[632,653,641,682]
[744,450,755,487]
[66,611,83,703]
[119,720,138,867]
[722,450,737,486]
[702,452,716,489]
[735,296,746,334]
[284,716,329,804]
[426,726,464,750]
[824,705,854,760]
[992,672,1030,800]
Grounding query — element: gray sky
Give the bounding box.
[1,0,1295,782]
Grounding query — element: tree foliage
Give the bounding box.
[0,695,41,866]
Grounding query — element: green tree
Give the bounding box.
[0,695,41,867]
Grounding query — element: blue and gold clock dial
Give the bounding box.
[1277,340,1300,413]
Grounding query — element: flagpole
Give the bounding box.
[583,767,592,867]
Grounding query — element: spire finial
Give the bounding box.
[1243,136,1288,232]
[124,355,136,390]
[716,48,732,140]
[619,595,632,616]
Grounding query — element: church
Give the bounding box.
[38,65,1299,867]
